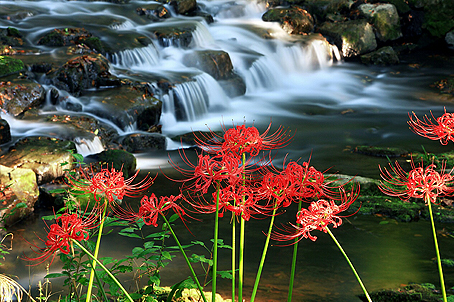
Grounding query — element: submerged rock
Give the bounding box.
[86,149,137,178]
[359,283,445,302]
[121,132,167,153]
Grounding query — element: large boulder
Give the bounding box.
[86,149,137,178]
[262,7,314,35]
[360,46,400,65]
[318,19,377,58]
[0,137,76,185]
[147,22,197,48]
[51,54,121,96]
[183,50,235,80]
[0,165,39,228]
[0,27,26,47]
[359,3,402,42]
[408,0,454,38]
[0,80,45,116]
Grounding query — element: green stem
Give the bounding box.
[238,152,246,302]
[72,240,133,302]
[232,213,236,302]
[287,200,302,302]
[212,182,221,302]
[427,198,447,302]
[325,227,372,302]
[250,205,278,302]
[86,202,108,302]
[161,214,208,302]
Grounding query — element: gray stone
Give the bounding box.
[0,79,45,116]
[361,46,400,66]
[318,20,377,57]
[359,3,402,42]
[446,30,454,50]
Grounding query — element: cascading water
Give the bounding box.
[2,0,454,301]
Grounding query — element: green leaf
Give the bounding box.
[44,272,68,279]
[191,240,206,247]
[169,213,180,223]
[72,153,84,162]
[161,251,173,260]
[144,241,155,249]
[119,232,142,239]
[217,270,234,279]
[49,188,67,194]
[379,221,389,225]
[42,215,56,221]
[15,202,27,209]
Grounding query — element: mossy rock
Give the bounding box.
[0,55,24,77]
[359,283,446,302]
[353,145,408,157]
[87,149,137,179]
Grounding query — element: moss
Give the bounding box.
[354,145,408,157]
[0,55,24,77]
[82,37,105,53]
[360,283,445,302]
[91,149,137,178]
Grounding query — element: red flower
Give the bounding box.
[408,109,454,145]
[379,158,454,204]
[24,209,99,265]
[119,194,185,227]
[68,165,155,205]
[272,188,359,242]
[194,122,293,157]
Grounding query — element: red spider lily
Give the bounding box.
[408,109,454,145]
[258,170,295,208]
[118,194,186,227]
[379,158,454,204]
[23,208,100,265]
[67,165,155,206]
[193,121,293,157]
[272,187,359,243]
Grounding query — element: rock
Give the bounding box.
[414,0,454,38]
[361,46,400,66]
[359,3,402,42]
[303,0,352,20]
[0,165,39,228]
[0,118,11,144]
[0,56,24,77]
[0,137,76,185]
[183,50,235,80]
[0,27,26,47]
[158,0,197,15]
[0,80,45,116]
[0,5,38,22]
[318,20,377,57]
[76,85,162,131]
[136,4,171,21]
[87,149,137,178]
[262,7,314,35]
[359,283,443,302]
[50,54,121,96]
[148,22,197,48]
[446,30,454,49]
[218,74,246,98]
[121,133,167,153]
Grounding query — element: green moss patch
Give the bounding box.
[0,55,24,77]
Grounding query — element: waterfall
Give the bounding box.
[108,44,160,67]
[164,73,229,121]
[75,136,104,156]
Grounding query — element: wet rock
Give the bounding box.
[303,0,352,21]
[148,23,197,48]
[262,7,314,35]
[183,50,235,80]
[121,133,167,153]
[0,80,45,116]
[86,149,136,178]
[0,56,24,78]
[50,54,121,96]
[0,5,38,22]
[359,3,402,42]
[0,27,26,47]
[136,4,171,21]
[0,137,76,185]
[361,46,400,66]
[79,85,162,131]
[413,0,454,39]
[359,283,443,302]
[318,19,377,58]
[0,118,11,144]
[159,0,197,15]
[0,165,39,228]
[219,74,246,98]
[353,145,408,157]
[446,30,454,50]
[38,28,106,53]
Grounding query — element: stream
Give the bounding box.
[2,0,454,301]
